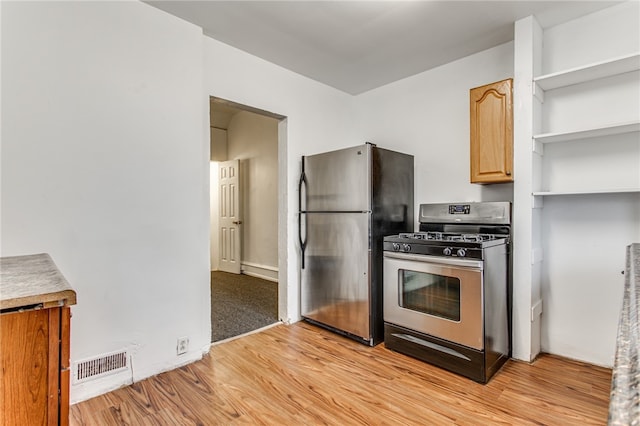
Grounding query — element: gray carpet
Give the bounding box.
[211,271,278,342]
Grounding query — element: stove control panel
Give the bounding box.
[442,247,467,257]
[383,239,487,260]
[449,204,471,215]
[392,243,412,252]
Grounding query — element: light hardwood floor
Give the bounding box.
[70,322,612,425]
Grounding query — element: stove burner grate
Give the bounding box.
[397,232,500,243]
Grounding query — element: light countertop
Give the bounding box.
[0,253,76,311]
[608,243,640,425]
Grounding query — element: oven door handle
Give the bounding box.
[383,252,484,270]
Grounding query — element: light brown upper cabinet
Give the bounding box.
[470,78,513,184]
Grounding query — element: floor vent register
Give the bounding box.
[73,350,129,384]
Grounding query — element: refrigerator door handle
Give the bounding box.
[299,169,307,212]
[298,170,308,269]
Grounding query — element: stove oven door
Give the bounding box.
[383,252,483,350]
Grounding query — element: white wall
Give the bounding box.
[355,42,515,221]
[227,111,279,280]
[541,1,640,75]
[541,194,639,365]
[1,1,210,402]
[209,128,227,270]
[536,1,640,366]
[210,162,220,271]
[203,37,358,323]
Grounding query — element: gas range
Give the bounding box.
[382,201,512,383]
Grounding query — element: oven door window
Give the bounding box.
[400,270,460,322]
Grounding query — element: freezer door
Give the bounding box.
[303,144,371,212]
[301,212,371,340]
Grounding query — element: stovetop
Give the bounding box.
[398,232,503,243]
[383,232,509,260]
[385,202,512,260]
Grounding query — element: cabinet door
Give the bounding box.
[0,308,61,426]
[470,78,513,183]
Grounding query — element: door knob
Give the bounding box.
[232,220,243,225]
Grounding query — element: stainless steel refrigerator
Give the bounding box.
[299,143,414,346]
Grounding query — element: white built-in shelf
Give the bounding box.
[533,52,640,91]
[533,188,640,197]
[533,121,640,144]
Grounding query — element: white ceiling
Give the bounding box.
[145,1,621,95]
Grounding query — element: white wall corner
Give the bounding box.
[512,14,543,362]
[277,118,291,324]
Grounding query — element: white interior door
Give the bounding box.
[218,160,241,274]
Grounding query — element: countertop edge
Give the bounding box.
[0,289,77,311]
[0,253,77,311]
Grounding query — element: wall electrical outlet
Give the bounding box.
[177,337,189,355]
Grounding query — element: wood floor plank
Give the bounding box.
[71,322,612,425]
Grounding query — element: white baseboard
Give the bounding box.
[241,261,278,282]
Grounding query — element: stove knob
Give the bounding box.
[457,248,467,257]
[443,247,452,256]
[403,244,411,252]
[392,243,401,251]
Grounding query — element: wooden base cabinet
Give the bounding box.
[470,78,514,184]
[0,306,71,426]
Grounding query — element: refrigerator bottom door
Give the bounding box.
[301,212,371,340]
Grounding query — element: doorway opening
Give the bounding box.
[209,97,286,343]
